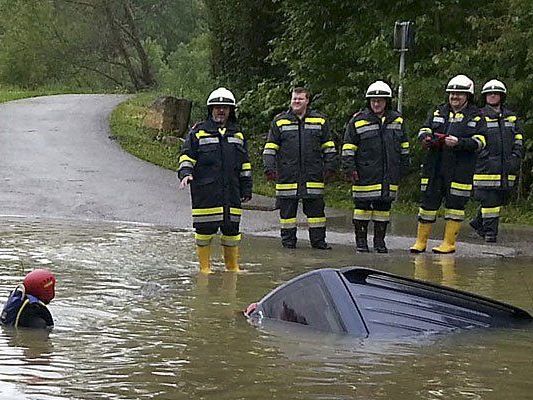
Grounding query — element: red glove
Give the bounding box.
[265,170,278,181]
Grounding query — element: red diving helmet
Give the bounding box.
[23,269,56,304]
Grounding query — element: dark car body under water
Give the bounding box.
[245,267,532,337]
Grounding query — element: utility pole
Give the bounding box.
[393,21,415,113]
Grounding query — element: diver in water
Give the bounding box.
[1,269,56,329]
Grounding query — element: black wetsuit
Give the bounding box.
[1,288,54,329]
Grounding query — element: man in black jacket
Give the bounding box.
[178,87,252,273]
[263,87,337,249]
[470,79,524,243]
[410,75,487,254]
[342,81,410,253]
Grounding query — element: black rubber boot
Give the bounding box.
[281,228,297,248]
[354,220,369,252]
[373,221,388,253]
[482,217,499,243]
[469,212,485,238]
[310,227,331,249]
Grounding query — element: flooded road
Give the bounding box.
[1,217,532,399]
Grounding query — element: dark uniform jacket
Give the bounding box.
[342,108,410,201]
[1,287,54,329]
[473,105,524,190]
[417,103,487,197]
[177,117,252,226]
[263,109,337,199]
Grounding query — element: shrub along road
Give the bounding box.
[0,94,526,257]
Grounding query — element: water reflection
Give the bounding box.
[0,216,531,399]
[413,254,457,286]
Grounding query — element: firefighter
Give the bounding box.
[410,74,487,254]
[342,81,410,253]
[263,87,337,249]
[178,87,252,274]
[469,79,524,242]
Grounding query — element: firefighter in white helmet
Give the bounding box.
[469,79,524,242]
[177,87,252,273]
[410,74,487,254]
[342,80,410,253]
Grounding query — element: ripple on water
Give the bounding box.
[0,216,532,400]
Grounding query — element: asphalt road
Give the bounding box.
[0,94,527,257]
[1,95,185,225]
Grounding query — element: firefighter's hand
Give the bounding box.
[323,169,336,183]
[241,195,252,203]
[444,135,459,147]
[179,175,193,189]
[265,170,278,181]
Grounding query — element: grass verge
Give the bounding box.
[0,84,110,103]
[109,93,181,170]
[0,86,57,103]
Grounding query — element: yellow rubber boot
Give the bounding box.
[410,222,432,253]
[223,246,240,272]
[196,245,212,274]
[432,220,461,254]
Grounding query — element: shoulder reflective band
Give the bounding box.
[354,120,370,128]
[195,130,212,138]
[276,119,293,127]
[305,117,325,124]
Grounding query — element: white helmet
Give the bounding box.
[481,79,507,94]
[365,81,393,98]
[207,87,236,107]
[446,74,474,94]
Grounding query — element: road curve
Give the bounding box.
[0,94,191,226]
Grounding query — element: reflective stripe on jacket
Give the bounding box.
[263,109,337,198]
[473,106,523,190]
[177,118,252,224]
[342,108,410,201]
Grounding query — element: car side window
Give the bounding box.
[262,275,345,333]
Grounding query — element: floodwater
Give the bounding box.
[0,217,532,400]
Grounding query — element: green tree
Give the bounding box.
[0,0,203,90]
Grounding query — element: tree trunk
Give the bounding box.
[104,2,140,90]
[122,0,155,89]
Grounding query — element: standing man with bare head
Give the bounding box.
[263,87,337,249]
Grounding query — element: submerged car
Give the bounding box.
[244,267,532,337]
